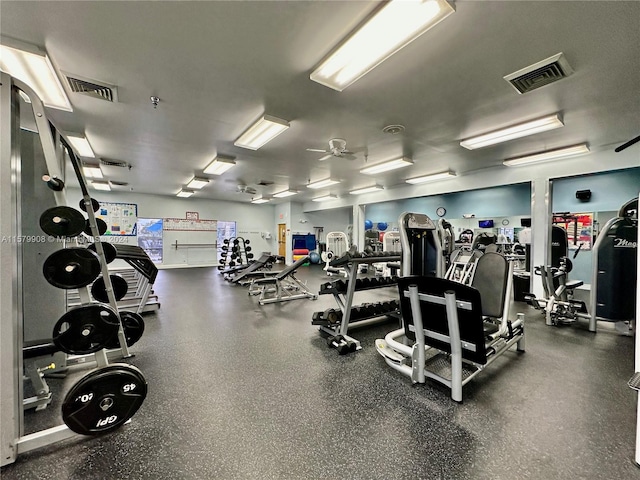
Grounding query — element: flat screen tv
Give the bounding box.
[521,218,532,227]
[478,219,494,228]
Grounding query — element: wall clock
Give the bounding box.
[436,207,446,217]
[502,219,510,226]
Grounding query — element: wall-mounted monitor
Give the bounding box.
[478,219,494,228]
[520,218,532,227]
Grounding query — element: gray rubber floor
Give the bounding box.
[3,265,638,479]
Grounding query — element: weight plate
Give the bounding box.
[105,311,145,349]
[62,363,147,436]
[52,303,120,355]
[79,198,100,213]
[39,206,86,238]
[87,242,117,264]
[43,248,102,289]
[84,218,108,236]
[91,274,129,303]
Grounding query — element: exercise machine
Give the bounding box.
[589,197,638,333]
[376,258,525,402]
[528,200,637,333]
[247,256,318,305]
[375,212,524,401]
[322,231,349,277]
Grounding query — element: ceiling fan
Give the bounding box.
[306,138,358,161]
[236,184,257,195]
[615,134,640,152]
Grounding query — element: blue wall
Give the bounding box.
[366,183,532,224]
[552,167,640,213]
[552,167,640,283]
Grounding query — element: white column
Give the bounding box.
[531,177,552,298]
[352,204,365,251]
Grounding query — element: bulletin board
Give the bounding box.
[96,202,138,236]
[163,218,218,231]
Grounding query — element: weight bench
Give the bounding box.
[247,256,318,305]
[229,254,276,284]
[376,252,525,402]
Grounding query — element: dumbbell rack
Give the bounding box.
[315,253,402,353]
[218,237,254,269]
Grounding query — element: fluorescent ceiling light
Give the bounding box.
[83,165,103,179]
[503,144,590,167]
[67,135,95,158]
[406,170,456,184]
[307,178,340,189]
[177,190,194,198]
[310,0,455,91]
[312,194,338,202]
[91,181,111,191]
[349,185,384,195]
[0,38,72,111]
[360,157,413,175]
[251,197,271,204]
[460,114,564,150]
[234,115,289,150]
[203,155,236,175]
[187,177,209,189]
[273,189,298,198]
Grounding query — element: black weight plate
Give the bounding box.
[52,304,120,355]
[43,247,102,289]
[106,311,145,349]
[40,206,86,238]
[79,198,100,213]
[84,218,108,236]
[87,242,117,264]
[62,363,147,436]
[91,274,129,303]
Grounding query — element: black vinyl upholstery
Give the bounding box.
[471,252,508,319]
[398,276,488,365]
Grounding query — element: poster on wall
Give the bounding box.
[96,202,138,236]
[553,212,593,250]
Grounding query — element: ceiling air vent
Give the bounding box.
[504,52,573,94]
[100,158,129,168]
[109,181,129,187]
[257,180,274,186]
[64,73,118,102]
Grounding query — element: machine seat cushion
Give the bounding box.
[483,321,500,336]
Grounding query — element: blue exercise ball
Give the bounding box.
[364,219,373,230]
[309,251,321,264]
[377,222,388,231]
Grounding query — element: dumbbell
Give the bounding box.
[247,253,254,259]
[245,240,250,245]
[337,340,357,355]
[245,246,252,252]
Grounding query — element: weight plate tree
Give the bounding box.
[62,364,148,435]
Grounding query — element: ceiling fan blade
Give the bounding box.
[318,154,334,162]
[306,148,328,153]
[342,153,358,161]
[615,134,640,152]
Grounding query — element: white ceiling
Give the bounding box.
[2,1,639,204]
